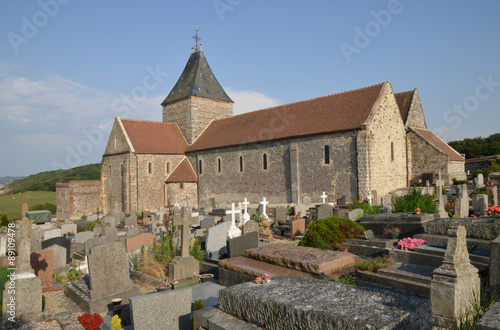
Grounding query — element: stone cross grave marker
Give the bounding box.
[260,197,269,219]
[241,198,251,225]
[17,218,34,274]
[455,183,469,218]
[435,171,448,218]
[321,191,328,204]
[367,190,373,205]
[226,203,241,239]
[172,207,198,258]
[425,180,431,195]
[22,203,28,218]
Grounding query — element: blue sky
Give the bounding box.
[1,1,499,177]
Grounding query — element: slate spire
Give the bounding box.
[161,50,233,105]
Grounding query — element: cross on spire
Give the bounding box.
[192,27,201,52]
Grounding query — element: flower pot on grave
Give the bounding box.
[111,298,122,306]
[156,284,172,292]
[391,234,399,239]
[200,274,214,283]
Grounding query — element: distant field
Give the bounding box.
[0,191,56,220]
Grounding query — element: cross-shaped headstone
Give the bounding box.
[226,203,241,238]
[260,197,269,218]
[321,192,328,204]
[172,207,198,257]
[17,218,34,274]
[436,171,445,201]
[425,180,431,195]
[241,198,251,224]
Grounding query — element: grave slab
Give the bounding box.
[227,232,259,259]
[219,277,431,329]
[245,244,358,277]
[125,233,154,253]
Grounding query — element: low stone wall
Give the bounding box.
[358,213,434,238]
[426,217,500,240]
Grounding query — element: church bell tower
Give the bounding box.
[162,30,233,145]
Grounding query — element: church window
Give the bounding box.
[166,162,170,174]
[148,162,152,174]
[391,142,394,161]
[239,156,244,172]
[121,164,124,177]
[199,160,203,175]
[324,145,330,164]
[218,158,222,173]
[263,153,268,170]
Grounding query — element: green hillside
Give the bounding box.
[0,191,56,220]
[4,163,101,194]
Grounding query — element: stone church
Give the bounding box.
[99,47,466,213]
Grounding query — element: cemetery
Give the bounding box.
[0,171,498,329]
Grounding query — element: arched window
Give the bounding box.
[263,153,268,170]
[109,165,111,177]
[391,142,394,161]
[121,164,124,177]
[324,145,330,164]
[166,162,170,174]
[239,156,244,172]
[218,158,222,173]
[199,159,203,175]
[148,162,152,174]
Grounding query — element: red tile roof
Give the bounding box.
[187,82,386,152]
[412,128,465,161]
[165,158,197,182]
[121,119,187,154]
[394,90,414,123]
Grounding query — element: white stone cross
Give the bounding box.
[321,192,328,204]
[227,203,241,238]
[241,198,251,224]
[367,191,373,205]
[260,197,269,218]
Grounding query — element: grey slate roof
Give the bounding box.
[161,50,233,105]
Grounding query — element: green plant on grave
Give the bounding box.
[349,200,383,215]
[354,255,395,272]
[55,272,66,286]
[331,273,357,285]
[453,178,469,185]
[67,262,82,282]
[392,186,436,214]
[298,216,365,251]
[111,314,124,330]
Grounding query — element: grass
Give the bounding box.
[355,255,395,271]
[0,191,56,220]
[448,287,500,329]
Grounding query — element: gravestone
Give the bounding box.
[490,235,500,288]
[241,198,251,225]
[113,211,125,224]
[259,197,269,218]
[104,226,118,242]
[126,228,140,238]
[26,210,51,224]
[474,194,488,216]
[61,223,77,236]
[474,173,485,189]
[22,203,29,218]
[226,203,241,239]
[92,226,101,236]
[227,232,259,258]
[490,185,498,206]
[169,207,200,282]
[75,231,95,244]
[206,221,232,255]
[143,210,151,218]
[455,184,469,218]
[129,288,192,330]
[364,230,374,240]
[218,201,227,209]
[290,218,305,239]
[200,217,216,230]
[294,203,308,218]
[30,250,53,291]
[43,244,67,270]
[125,233,154,253]
[124,214,138,228]
[31,227,43,252]
[275,206,287,222]
[435,171,449,218]
[41,236,71,265]
[316,204,333,220]
[380,205,393,214]
[102,215,116,229]
[44,228,62,240]
[381,194,392,206]
[302,196,311,206]
[370,190,378,205]
[431,226,480,328]
[3,218,42,320]
[84,237,110,256]
[337,196,346,206]
[242,220,259,235]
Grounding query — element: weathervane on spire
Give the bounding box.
[192,26,201,52]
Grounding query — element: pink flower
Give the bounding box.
[397,237,427,251]
[255,277,263,284]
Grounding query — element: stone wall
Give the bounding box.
[405,89,427,129]
[188,132,358,205]
[448,160,467,181]
[407,130,454,185]
[56,181,101,220]
[166,182,198,207]
[163,96,232,144]
[357,84,407,199]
